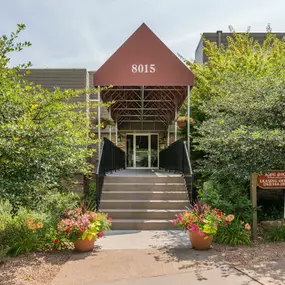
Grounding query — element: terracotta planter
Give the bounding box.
[74,238,95,252]
[189,231,213,250]
[177,120,187,128]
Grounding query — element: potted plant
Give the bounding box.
[173,201,233,250]
[101,117,115,129]
[55,205,112,252]
[177,116,195,128]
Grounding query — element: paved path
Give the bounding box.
[50,231,282,285]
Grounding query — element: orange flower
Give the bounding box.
[37,222,44,229]
[244,223,251,231]
[26,218,34,224]
[28,223,36,230]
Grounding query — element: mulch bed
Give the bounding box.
[0,251,71,285]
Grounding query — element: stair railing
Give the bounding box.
[159,140,193,202]
[96,137,125,209]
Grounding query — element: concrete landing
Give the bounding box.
[96,230,190,250]
[105,169,182,177]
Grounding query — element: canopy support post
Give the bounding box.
[167,126,170,146]
[109,106,112,141]
[187,86,191,152]
[115,121,118,146]
[174,107,177,141]
[98,87,101,158]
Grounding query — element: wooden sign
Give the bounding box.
[251,171,285,241]
[257,171,285,189]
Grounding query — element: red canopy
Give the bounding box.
[94,23,194,86]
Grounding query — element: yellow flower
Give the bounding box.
[245,223,251,231]
[37,222,44,229]
[226,214,235,222]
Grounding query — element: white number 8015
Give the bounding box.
[132,64,156,73]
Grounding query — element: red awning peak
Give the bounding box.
[94,23,194,86]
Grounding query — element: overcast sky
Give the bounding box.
[1,0,285,70]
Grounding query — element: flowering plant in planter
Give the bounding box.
[55,206,112,247]
[177,116,195,128]
[173,201,233,249]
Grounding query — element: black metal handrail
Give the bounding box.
[159,140,193,202]
[96,138,125,209]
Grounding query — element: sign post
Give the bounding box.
[251,171,285,241]
[250,173,258,241]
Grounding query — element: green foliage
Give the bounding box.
[39,190,80,215]
[263,226,285,242]
[0,25,99,209]
[185,27,285,215]
[0,189,81,257]
[0,199,13,261]
[0,202,57,256]
[215,218,252,246]
[199,179,252,222]
[84,182,96,206]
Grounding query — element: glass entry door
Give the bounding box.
[126,134,158,168]
[135,135,149,167]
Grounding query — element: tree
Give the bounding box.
[0,25,97,209]
[186,28,285,218]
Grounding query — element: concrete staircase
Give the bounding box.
[99,173,190,230]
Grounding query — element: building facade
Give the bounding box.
[195,30,285,64]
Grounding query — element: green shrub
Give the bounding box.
[0,191,82,258]
[0,199,13,231]
[0,199,13,261]
[263,226,285,242]
[199,180,252,223]
[3,208,50,256]
[39,190,80,215]
[84,182,97,210]
[215,218,252,246]
[0,199,59,257]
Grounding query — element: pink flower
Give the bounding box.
[108,217,112,222]
[198,232,205,237]
[98,232,104,238]
[190,224,199,232]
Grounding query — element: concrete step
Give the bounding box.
[111,219,176,230]
[104,176,184,184]
[101,191,188,200]
[103,183,186,192]
[100,200,190,210]
[103,209,183,220]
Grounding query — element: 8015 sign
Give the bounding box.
[132,64,156,73]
